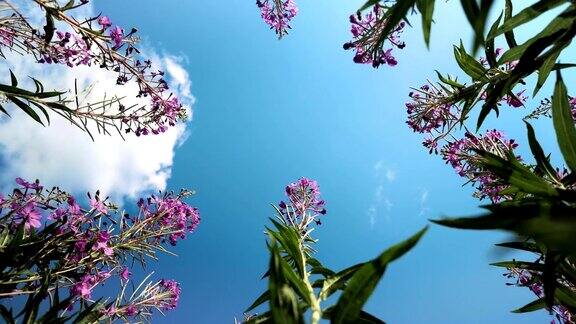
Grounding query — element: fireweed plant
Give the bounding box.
[242,178,427,324]
[0,178,200,322]
[258,0,576,322]
[0,0,189,139]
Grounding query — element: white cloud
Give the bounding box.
[367,160,397,228]
[0,2,194,199]
[385,169,396,182]
[418,189,430,216]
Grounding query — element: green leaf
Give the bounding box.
[416,0,436,47]
[268,244,305,324]
[552,71,576,172]
[487,0,566,41]
[61,0,75,10]
[323,307,386,323]
[360,0,418,49]
[358,0,381,11]
[503,0,517,48]
[525,122,557,179]
[319,262,366,300]
[556,285,576,309]
[533,41,563,95]
[9,70,17,87]
[491,261,545,272]
[484,13,502,68]
[0,305,15,324]
[0,104,9,117]
[435,71,464,88]
[7,95,44,125]
[476,150,558,197]
[512,298,546,313]
[331,227,427,323]
[72,299,103,324]
[267,218,305,277]
[498,5,576,65]
[453,42,488,81]
[31,102,50,125]
[459,0,495,54]
[495,241,540,253]
[43,11,55,44]
[245,291,270,313]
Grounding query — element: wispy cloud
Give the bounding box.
[367,160,397,228]
[0,1,194,199]
[418,189,430,217]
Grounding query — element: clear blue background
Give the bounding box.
[94,0,570,322]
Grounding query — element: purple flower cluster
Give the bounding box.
[0,5,188,137]
[279,177,326,228]
[70,271,111,299]
[343,5,405,68]
[406,84,460,135]
[256,0,298,39]
[103,278,181,319]
[0,178,199,321]
[506,268,574,324]
[137,193,201,245]
[441,130,518,202]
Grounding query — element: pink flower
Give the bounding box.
[109,26,124,48]
[14,202,42,230]
[70,274,95,299]
[343,5,405,68]
[15,177,42,190]
[256,0,298,38]
[125,305,137,316]
[93,231,114,256]
[97,16,112,29]
[120,267,131,281]
[90,198,108,214]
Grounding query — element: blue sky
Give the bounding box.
[12,0,571,322]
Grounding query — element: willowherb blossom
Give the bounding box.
[0,177,200,321]
[135,191,201,246]
[406,83,461,137]
[278,177,326,231]
[343,4,405,68]
[105,278,182,320]
[505,267,574,324]
[256,0,298,39]
[0,1,189,138]
[441,129,518,202]
[525,96,576,122]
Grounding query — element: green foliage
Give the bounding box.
[245,208,426,323]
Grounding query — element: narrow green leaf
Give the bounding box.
[503,0,518,48]
[476,150,558,197]
[416,0,436,47]
[552,71,576,172]
[534,44,564,96]
[9,70,17,87]
[319,262,366,300]
[512,298,546,313]
[488,0,566,41]
[245,291,270,313]
[7,96,44,125]
[331,227,427,323]
[525,122,557,179]
[499,5,576,65]
[453,42,488,81]
[43,11,55,44]
[323,307,386,323]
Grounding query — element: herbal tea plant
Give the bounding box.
[0,178,200,323]
[242,178,427,324]
[0,0,188,139]
[257,0,576,322]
